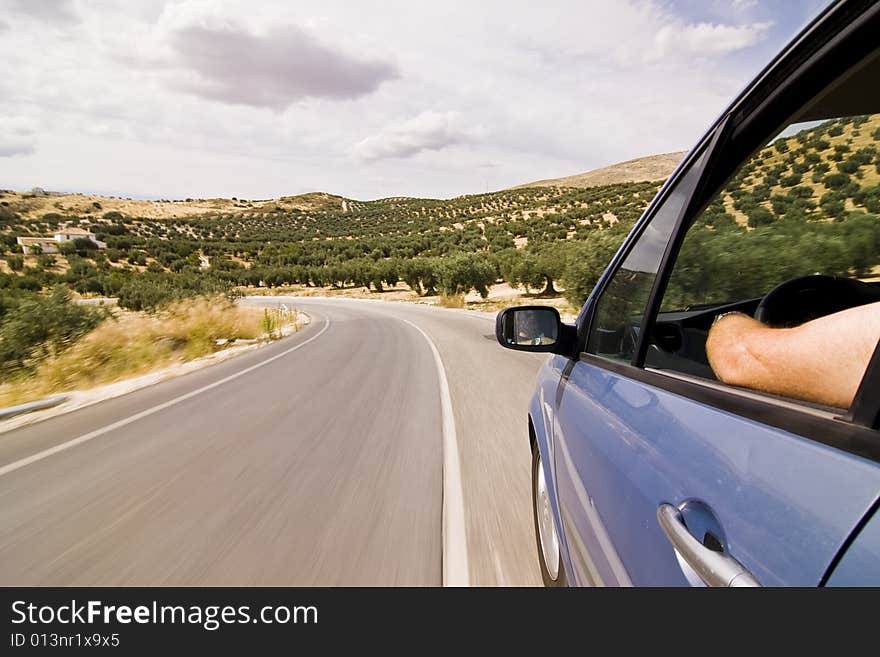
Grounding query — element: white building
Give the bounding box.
[54,227,97,242]
[17,226,107,255]
[16,237,58,255]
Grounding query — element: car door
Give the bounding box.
[553,5,880,586]
[825,501,880,586]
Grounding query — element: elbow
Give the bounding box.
[706,328,758,387]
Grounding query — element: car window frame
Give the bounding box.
[846,339,880,428]
[573,130,718,348]
[574,0,880,464]
[581,137,718,362]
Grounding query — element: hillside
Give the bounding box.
[0,114,878,319]
[1,190,347,221]
[3,150,685,221]
[513,151,686,190]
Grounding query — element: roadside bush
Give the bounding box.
[0,286,106,378]
[560,228,629,307]
[436,253,497,298]
[0,296,297,405]
[115,273,232,311]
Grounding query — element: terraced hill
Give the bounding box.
[1,114,878,314]
[713,114,880,227]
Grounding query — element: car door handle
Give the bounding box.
[657,504,761,587]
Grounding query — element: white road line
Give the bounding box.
[0,318,331,479]
[401,318,470,587]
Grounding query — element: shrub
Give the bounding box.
[115,273,232,311]
[789,186,814,199]
[780,173,802,187]
[37,254,57,269]
[74,277,105,295]
[72,237,98,254]
[854,185,880,213]
[824,173,851,189]
[770,195,791,216]
[820,192,846,219]
[747,206,775,228]
[837,159,861,175]
[0,286,106,377]
[0,296,295,405]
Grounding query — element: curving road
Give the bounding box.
[0,298,546,586]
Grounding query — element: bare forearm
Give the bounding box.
[706,303,880,408]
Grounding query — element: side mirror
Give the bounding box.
[496,306,572,354]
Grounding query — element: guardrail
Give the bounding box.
[0,395,70,421]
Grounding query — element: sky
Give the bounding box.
[0,0,832,201]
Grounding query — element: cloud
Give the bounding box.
[0,0,809,199]
[511,3,772,66]
[161,22,399,110]
[653,21,772,58]
[8,0,78,25]
[0,118,37,157]
[352,112,466,162]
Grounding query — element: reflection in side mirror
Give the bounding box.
[496,306,561,352]
[512,309,558,346]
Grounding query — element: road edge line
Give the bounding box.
[0,317,331,479]
[401,318,470,587]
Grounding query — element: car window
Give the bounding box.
[647,105,880,393]
[663,114,880,313]
[585,147,708,362]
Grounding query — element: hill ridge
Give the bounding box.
[513,151,687,190]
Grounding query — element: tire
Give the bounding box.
[531,440,568,587]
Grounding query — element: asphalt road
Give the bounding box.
[0,298,546,586]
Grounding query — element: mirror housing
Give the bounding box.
[495,306,576,356]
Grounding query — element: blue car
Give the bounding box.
[497,0,880,586]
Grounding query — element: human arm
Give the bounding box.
[705,301,880,408]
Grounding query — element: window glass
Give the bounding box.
[649,112,880,382]
[586,147,708,361]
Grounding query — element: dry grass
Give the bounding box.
[0,296,300,407]
[465,296,579,320]
[438,293,466,308]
